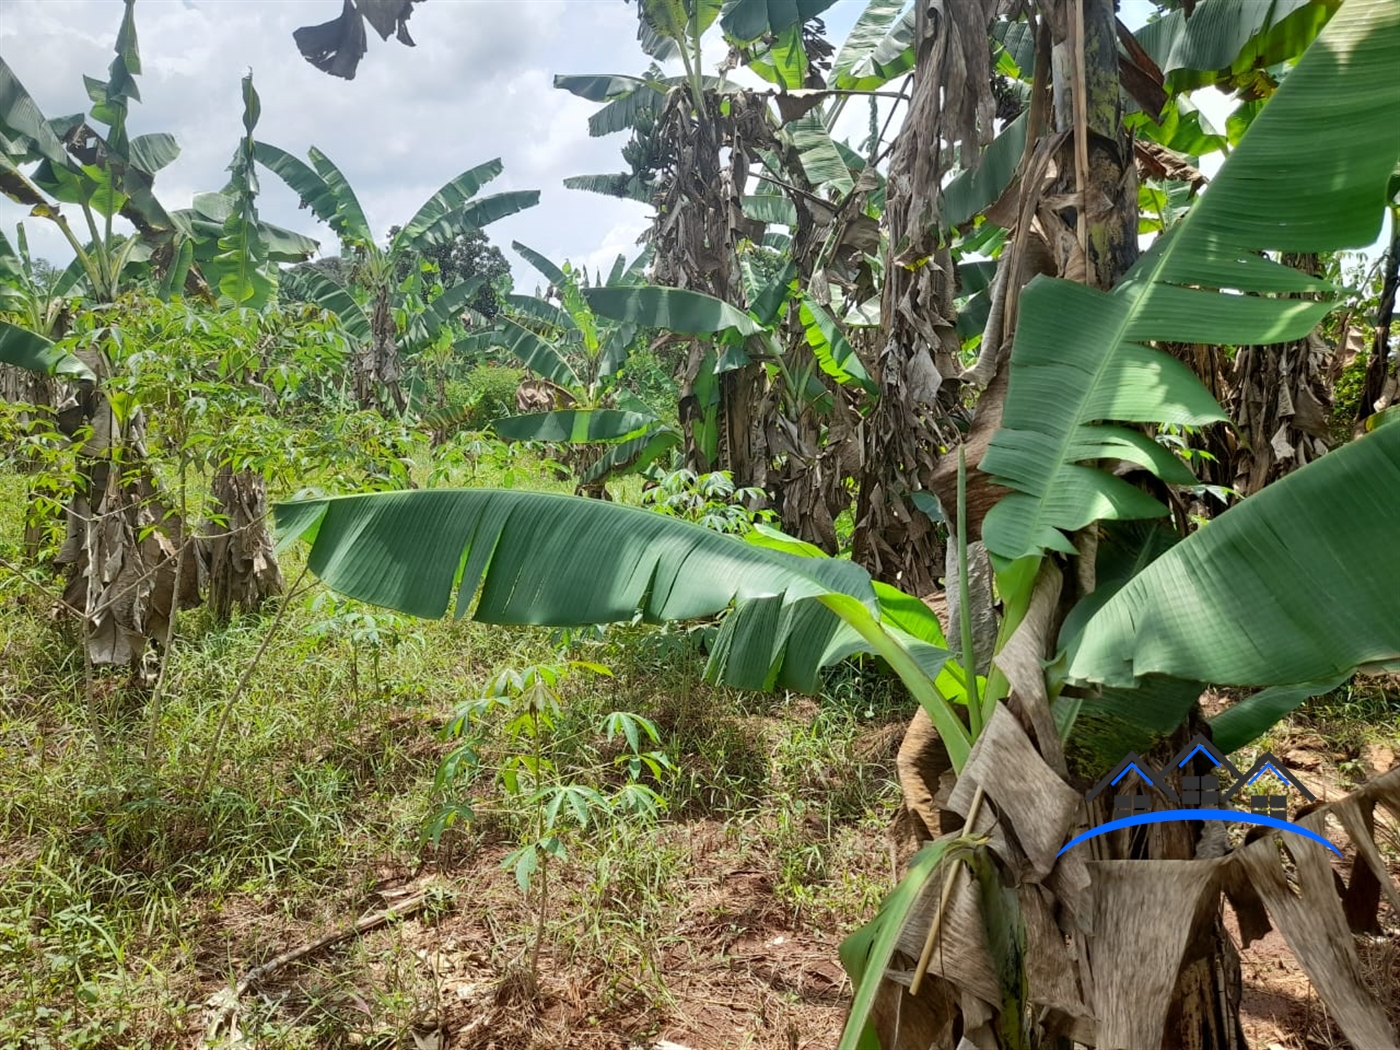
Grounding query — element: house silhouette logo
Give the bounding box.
[1059,733,1338,857]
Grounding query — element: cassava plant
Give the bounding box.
[425,660,672,982]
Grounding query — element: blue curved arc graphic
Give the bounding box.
[1057,809,1341,858]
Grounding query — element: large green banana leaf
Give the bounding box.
[1135,0,1337,94]
[831,0,909,90]
[125,133,179,175]
[0,319,95,382]
[561,173,654,203]
[799,298,876,393]
[504,293,577,333]
[552,74,650,101]
[1067,424,1400,688]
[296,269,370,344]
[980,0,1400,563]
[253,141,370,247]
[720,0,839,42]
[392,158,504,251]
[490,318,581,387]
[275,489,965,764]
[584,285,761,336]
[415,191,540,250]
[402,278,484,354]
[512,241,569,288]
[942,113,1026,231]
[588,88,666,138]
[578,426,680,486]
[742,194,797,227]
[0,57,75,169]
[786,113,854,196]
[493,409,657,444]
[307,147,373,246]
[832,0,915,91]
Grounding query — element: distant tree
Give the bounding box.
[387,225,511,319]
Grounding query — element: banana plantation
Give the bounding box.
[2,0,1399,1047]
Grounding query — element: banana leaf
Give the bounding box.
[512,241,568,288]
[552,74,649,101]
[721,0,838,42]
[416,190,540,249]
[562,173,654,203]
[253,141,369,246]
[275,488,964,763]
[0,319,95,382]
[832,0,916,91]
[490,317,581,387]
[832,0,909,90]
[578,425,680,485]
[584,285,761,336]
[1134,0,1337,94]
[799,298,877,393]
[296,269,370,343]
[1068,424,1400,689]
[307,146,373,246]
[786,113,854,196]
[838,838,961,1050]
[392,158,504,250]
[980,0,1400,562]
[505,293,578,333]
[494,409,657,444]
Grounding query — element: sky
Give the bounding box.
[0,0,695,288]
[1,0,1382,290]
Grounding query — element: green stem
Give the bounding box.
[78,203,110,296]
[14,167,104,294]
[688,10,705,112]
[957,448,982,736]
[816,593,971,772]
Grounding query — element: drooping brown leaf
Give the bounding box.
[1236,827,1396,1048]
[203,466,284,624]
[948,703,1081,882]
[1081,859,1228,1048]
[293,0,421,81]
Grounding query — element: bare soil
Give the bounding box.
[193,734,1399,1050]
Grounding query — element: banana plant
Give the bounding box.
[254,143,538,413]
[170,74,317,309]
[479,243,680,493]
[272,3,1400,1044]
[0,224,77,339]
[0,3,178,302]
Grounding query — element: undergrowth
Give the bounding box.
[0,439,905,1048]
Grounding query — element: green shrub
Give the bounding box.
[444,365,524,430]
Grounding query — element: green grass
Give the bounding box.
[0,433,907,1048]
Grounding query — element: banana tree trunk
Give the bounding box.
[882,2,1250,1045]
[657,91,774,495]
[850,0,976,594]
[204,465,285,623]
[364,290,406,416]
[56,370,199,674]
[1356,229,1399,429]
[1228,254,1336,495]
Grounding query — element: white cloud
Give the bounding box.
[0,0,662,286]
